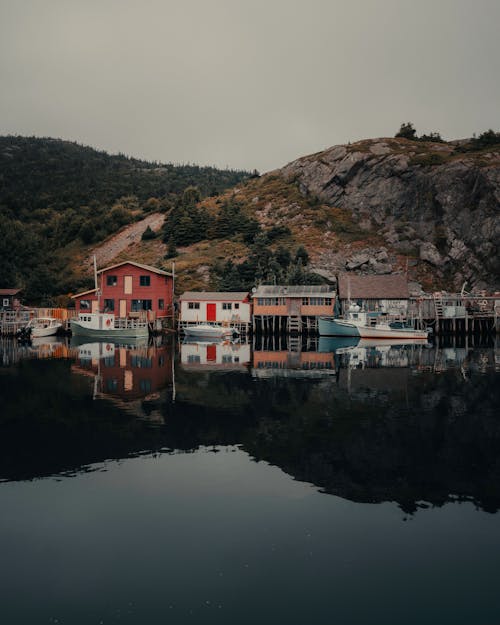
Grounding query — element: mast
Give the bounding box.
[93,255,101,313]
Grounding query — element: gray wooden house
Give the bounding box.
[337,274,410,316]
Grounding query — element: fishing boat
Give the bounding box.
[70,256,149,340]
[319,304,429,340]
[71,312,149,339]
[17,316,62,339]
[183,324,239,339]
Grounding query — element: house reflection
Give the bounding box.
[252,348,336,378]
[180,339,251,371]
[71,340,173,401]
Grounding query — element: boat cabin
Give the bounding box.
[71,261,174,319]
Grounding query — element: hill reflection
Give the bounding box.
[0,337,499,513]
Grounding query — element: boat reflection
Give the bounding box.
[180,338,250,371]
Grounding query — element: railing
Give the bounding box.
[114,317,148,329]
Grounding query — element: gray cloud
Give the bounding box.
[1,0,499,172]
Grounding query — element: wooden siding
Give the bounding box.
[75,263,173,318]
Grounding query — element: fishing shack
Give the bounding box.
[337,274,410,317]
[178,291,251,335]
[251,285,336,334]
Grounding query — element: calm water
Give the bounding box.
[1,336,499,625]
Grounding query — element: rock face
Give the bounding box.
[279,138,500,289]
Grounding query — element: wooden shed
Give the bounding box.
[179,291,251,334]
[0,288,22,310]
[251,285,336,334]
[337,273,410,316]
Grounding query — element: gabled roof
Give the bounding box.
[0,288,21,296]
[337,273,409,299]
[97,261,172,276]
[180,291,250,302]
[252,285,336,298]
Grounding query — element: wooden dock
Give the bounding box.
[0,308,77,336]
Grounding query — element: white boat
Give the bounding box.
[319,304,429,340]
[71,312,149,339]
[18,316,63,338]
[183,324,239,339]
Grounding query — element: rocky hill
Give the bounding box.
[150,134,499,294]
[2,134,498,301]
[278,136,500,291]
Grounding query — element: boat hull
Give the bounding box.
[31,324,62,338]
[183,325,235,339]
[318,317,428,340]
[71,320,149,340]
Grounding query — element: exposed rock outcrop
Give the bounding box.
[279,138,500,289]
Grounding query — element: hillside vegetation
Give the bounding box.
[2,129,499,302]
[0,136,249,301]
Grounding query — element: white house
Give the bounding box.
[179,291,251,330]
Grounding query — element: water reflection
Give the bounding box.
[0,336,499,514]
[181,338,251,371]
[71,338,172,403]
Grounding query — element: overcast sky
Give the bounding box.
[0,0,498,172]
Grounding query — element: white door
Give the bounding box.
[119,300,127,317]
[124,276,133,294]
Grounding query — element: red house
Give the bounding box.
[71,261,173,319]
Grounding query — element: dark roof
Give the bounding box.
[180,291,250,301]
[252,285,336,298]
[0,288,21,296]
[337,273,409,299]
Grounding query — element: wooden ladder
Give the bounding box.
[287,315,302,334]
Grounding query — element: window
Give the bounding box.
[222,303,232,310]
[106,275,118,286]
[106,379,118,392]
[139,275,150,286]
[257,298,264,305]
[80,300,90,310]
[2,298,9,307]
[158,299,164,310]
[302,297,309,305]
[131,299,152,311]
[188,302,200,309]
[187,354,201,363]
[104,299,114,311]
[235,303,240,309]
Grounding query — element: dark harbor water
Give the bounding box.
[1,336,499,625]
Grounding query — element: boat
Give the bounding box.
[70,256,149,340]
[71,312,149,339]
[319,304,429,340]
[183,324,239,339]
[17,316,63,339]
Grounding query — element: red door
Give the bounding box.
[207,303,216,321]
[206,344,216,362]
